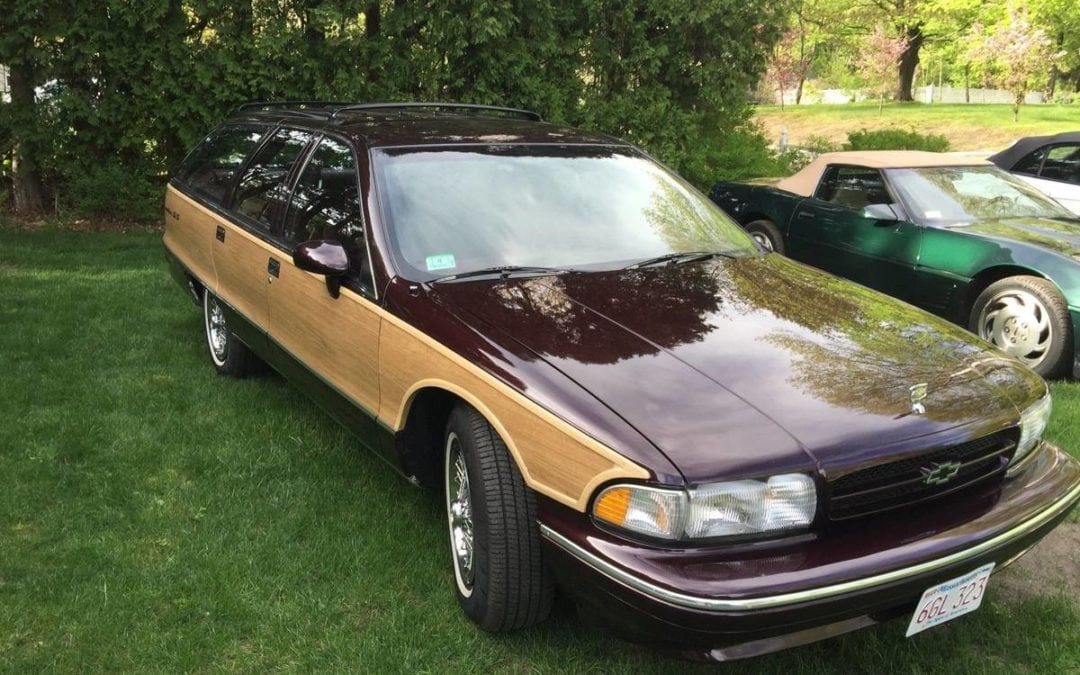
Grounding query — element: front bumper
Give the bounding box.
[539,442,1080,660]
[1071,308,1080,377]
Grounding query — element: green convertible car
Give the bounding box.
[710,150,1080,378]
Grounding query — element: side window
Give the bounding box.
[1040,145,1080,184]
[233,128,313,229]
[1012,147,1046,176]
[814,166,891,210]
[284,138,372,291]
[176,125,267,205]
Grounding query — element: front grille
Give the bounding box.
[827,429,1018,521]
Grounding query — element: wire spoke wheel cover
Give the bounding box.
[204,294,229,366]
[445,431,475,596]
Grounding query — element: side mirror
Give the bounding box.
[293,240,350,298]
[862,203,900,222]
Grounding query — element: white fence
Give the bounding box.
[774,84,1045,106]
[915,85,1044,105]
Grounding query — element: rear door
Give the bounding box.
[166,124,268,290]
[267,135,383,441]
[789,165,921,302]
[213,128,315,347]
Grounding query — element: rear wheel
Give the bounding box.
[444,403,553,631]
[969,276,1072,378]
[745,219,785,255]
[203,291,262,377]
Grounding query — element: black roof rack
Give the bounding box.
[231,101,544,123]
[329,102,542,122]
[231,101,353,118]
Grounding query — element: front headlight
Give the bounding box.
[1012,394,1052,470]
[592,474,817,541]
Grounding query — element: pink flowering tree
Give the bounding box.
[967,6,1061,121]
[858,25,910,114]
[766,27,813,110]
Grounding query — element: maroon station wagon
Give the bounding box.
[162,102,1080,660]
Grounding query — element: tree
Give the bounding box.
[967,5,1061,121]
[766,28,809,108]
[857,25,909,113]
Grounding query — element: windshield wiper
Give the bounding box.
[624,251,734,270]
[432,265,574,284]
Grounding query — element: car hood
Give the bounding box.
[428,255,1043,484]
[957,216,1080,258]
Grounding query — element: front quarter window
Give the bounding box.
[373,145,758,281]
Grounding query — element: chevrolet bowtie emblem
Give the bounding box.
[921,460,961,486]
[909,383,928,415]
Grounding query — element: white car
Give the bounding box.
[990,132,1080,215]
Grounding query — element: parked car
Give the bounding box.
[164,106,1079,661]
[710,151,1080,379]
[990,132,1080,215]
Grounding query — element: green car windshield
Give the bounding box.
[373,145,759,281]
[888,165,1075,226]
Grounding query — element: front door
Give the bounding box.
[266,136,383,446]
[789,165,921,303]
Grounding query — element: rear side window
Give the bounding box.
[284,137,371,292]
[1012,147,1046,176]
[233,128,313,229]
[815,166,892,209]
[1040,145,1080,184]
[177,125,267,205]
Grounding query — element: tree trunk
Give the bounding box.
[366,3,381,38]
[795,77,805,105]
[896,24,925,102]
[8,63,45,216]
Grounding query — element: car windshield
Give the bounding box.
[888,165,1074,226]
[373,145,758,281]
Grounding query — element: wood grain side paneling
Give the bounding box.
[211,217,275,329]
[378,319,650,512]
[164,186,218,290]
[166,183,648,512]
[268,265,382,415]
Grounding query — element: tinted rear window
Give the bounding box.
[176,125,268,205]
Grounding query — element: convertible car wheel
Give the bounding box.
[444,403,553,631]
[745,219,785,255]
[202,291,262,377]
[970,276,1072,378]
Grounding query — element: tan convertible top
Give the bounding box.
[775,151,991,197]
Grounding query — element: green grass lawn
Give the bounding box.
[754,102,1080,154]
[1,227,1077,672]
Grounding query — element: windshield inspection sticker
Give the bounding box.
[426,254,457,271]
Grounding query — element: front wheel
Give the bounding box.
[444,404,553,631]
[969,276,1072,378]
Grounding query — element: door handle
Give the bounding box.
[268,258,280,279]
[215,225,226,242]
[796,212,815,219]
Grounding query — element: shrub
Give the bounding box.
[845,128,950,152]
[66,162,162,223]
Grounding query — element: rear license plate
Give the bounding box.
[906,563,995,637]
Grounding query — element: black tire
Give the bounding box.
[444,403,554,632]
[968,275,1072,378]
[202,290,263,377]
[745,219,785,255]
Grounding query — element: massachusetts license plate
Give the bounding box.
[906,563,995,637]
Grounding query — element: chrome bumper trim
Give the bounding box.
[540,480,1080,612]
